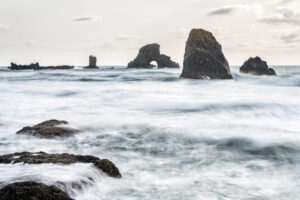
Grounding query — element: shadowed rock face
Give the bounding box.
[16,120,79,138]
[240,57,276,75]
[180,29,233,79]
[0,152,122,178]
[8,62,74,70]
[85,55,99,69]
[0,181,74,200]
[127,44,179,68]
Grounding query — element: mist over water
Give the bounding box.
[0,66,300,199]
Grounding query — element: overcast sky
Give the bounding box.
[0,0,299,66]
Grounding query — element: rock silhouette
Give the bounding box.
[240,56,276,75]
[9,62,74,70]
[0,181,74,200]
[85,55,99,69]
[180,29,233,79]
[127,43,179,68]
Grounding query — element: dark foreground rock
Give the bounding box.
[180,29,233,79]
[240,57,276,75]
[16,119,79,138]
[0,152,121,178]
[0,181,74,200]
[127,43,179,68]
[84,55,99,69]
[8,62,74,70]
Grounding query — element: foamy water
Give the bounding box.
[0,66,300,199]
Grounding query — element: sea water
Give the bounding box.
[0,66,299,199]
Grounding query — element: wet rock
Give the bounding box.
[16,120,78,138]
[157,54,180,68]
[0,181,74,200]
[34,65,74,70]
[9,62,40,70]
[0,152,122,178]
[180,29,233,79]
[85,55,99,69]
[240,56,276,75]
[127,43,179,68]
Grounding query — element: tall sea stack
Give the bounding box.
[180,29,233,79]
[85,55,99,69]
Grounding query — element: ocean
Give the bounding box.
[0,66,299,199]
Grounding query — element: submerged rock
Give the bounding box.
[85,55,99,69]
[9,62,40,70]
[16,119,78,138]
[0,152,121,178]
[0,181,74,200]
[127,43,179,68]
[180,29,233,79]
[240,57,276,75]
[34,65,74,70]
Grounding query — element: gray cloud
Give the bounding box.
[207,4,262,17]
[72,15,102,22]
[259,8,300,26]
[208,7,235,16]
[116,35,141,41]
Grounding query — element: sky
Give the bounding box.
[0,0,299,66]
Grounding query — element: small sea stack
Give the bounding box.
[0,181,74,200]
[127,43,179,68]
[84,55,99,69]
[0,152,122,178]
[16,119,79,138]
[240,56,276,75]
[180,29,233,79]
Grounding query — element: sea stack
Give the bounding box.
[180,29,233,79]
[127,43,179,68]
[240,57,276,75]
[85,55,99,69]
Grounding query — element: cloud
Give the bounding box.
[72,15,103,22]
[259,8,300,25]
[0,24,10,31]
[207,4,263,17]
[116,34,141,41]
[280,0,296,4]
[168,27,189,38]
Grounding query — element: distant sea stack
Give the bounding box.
[240,57,276,75]
[84,55,99,69]
[180,29,233,79]
[127,43,179,69]
[8,62,74,70]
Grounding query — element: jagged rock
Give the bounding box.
[34,65,74,70]
[180,29,233,79]
[16,119,79,138]
[8,63,74,70]
[85,55,99,69]
[240,57,276,75]
[127,44,179,68]
[0,181,74,200]
[9,62,40,70]
[157,54,180,68]
[0,152,121,178]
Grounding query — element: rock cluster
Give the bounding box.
[0,181,74,200]
[16,119,79,138]
[8,62,74,70]
[127,43,179,68]
[0,151,121,178]
[240,56,276,75]
[180,29,233,79]
[85,55,99,69]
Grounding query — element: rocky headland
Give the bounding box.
[8,62,74,70]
